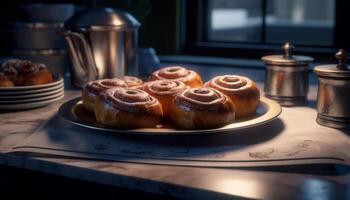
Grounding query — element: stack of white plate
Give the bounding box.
[0,78,64,110]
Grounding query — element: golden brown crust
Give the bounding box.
[205,75,260,119]
[95,88,163,128]
[121,76,144,89]
[82,79,128,112]
[148,66,203,88]
[20,68,53,86]
[81,89,96,112]
[144,80,189,117]
[170,87,235,129]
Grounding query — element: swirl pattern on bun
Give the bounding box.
[144,80,189,117]
[95,88,163,128]
[121,76,144,89]
[171,87,235,129]
[205,75,260,118]
[148,66,203,88]
[82,79,128,112]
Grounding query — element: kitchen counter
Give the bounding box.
[0,64,349,200]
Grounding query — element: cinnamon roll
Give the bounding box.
[148,66,203,88]
[95,88,163,128]
[121,76,144,89]
[171,87,235,129]
[205,75,260,118]
[0,59,53,86]
[144,80,189,117]
[82,79,128,112]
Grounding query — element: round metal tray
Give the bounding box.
[59,97,282,135]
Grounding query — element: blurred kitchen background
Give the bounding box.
[0,0,347,75]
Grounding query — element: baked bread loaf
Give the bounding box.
[0,59,53,86]
[82,79,128,112]
[171,87,235,129]
[148,66,203,88]
[205,75,260,119]
[144,80,189,117]
[95,87,163,128]
[121,76,144,89]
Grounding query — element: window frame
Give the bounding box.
[181,0,350,62]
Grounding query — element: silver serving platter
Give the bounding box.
[58,97,282,135]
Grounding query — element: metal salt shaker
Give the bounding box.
[314,49,350,129]
[261,42,314,106]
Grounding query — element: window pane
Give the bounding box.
[208,0,263,43]
[265,0,335,46]
[206,0,335,47]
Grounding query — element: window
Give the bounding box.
[183,0,349,61]
[208,0,335,46]
[208,0,263,43]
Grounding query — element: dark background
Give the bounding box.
[0,0,180,56]
[1,0,347,62]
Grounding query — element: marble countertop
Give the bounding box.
[1,66,350,200]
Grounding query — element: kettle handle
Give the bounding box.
[61,29,98,84]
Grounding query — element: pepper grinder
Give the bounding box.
[261,42,314,106]
[314,49,350,129]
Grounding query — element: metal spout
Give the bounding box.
[60,29,98,87]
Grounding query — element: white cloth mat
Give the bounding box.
[8,106,350,167]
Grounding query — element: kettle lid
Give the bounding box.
[66,7,140,28]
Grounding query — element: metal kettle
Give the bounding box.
[62,7,140,87]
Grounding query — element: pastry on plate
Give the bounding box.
[144,80,189,117]
[148,66,203,88]
[0,59,53,86]
[205,75,260,119]
[82,79,128,112]
[95,87,163,128]
[171,87,235,129]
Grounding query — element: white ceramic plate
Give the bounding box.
[0,85,63,99]
[0,94,64,110]
[0,90,64,104]
[0,82,64,95]
[59,97,282,135]
[0,77,63,91]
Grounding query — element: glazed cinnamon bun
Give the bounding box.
[205,75,260,119]
[121,76,144,89]
[148,66,203,88]
[171,87,235,129]
[82,79,128,112]
[95,88,163,128]
[144,80,189,117]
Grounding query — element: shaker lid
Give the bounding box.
[314,49,350,78]
[66,7,140,28]
[261,42,314,66]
